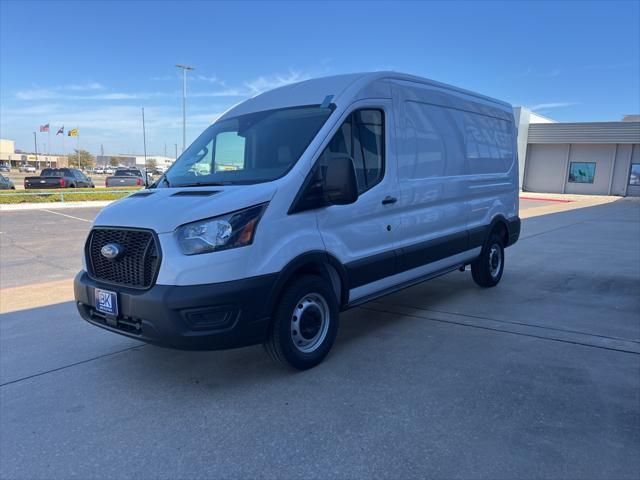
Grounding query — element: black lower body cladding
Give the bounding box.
[74,271,277,350]
[506,216,521,246]
[344,216,521,289]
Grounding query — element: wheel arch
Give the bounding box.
[266,251,349,317]
[487,215,510,248]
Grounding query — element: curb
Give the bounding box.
[520,196,573,203]
[0,200,114,211]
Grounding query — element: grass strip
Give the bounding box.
[0,187,142,204]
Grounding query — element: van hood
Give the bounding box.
[94,184,277,233]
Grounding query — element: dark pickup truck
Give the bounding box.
[24,168,95,189]
[105,168,145,187]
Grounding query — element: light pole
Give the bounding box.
[33,132,38,168]
[142,107,148,187]
[175,64,194,153]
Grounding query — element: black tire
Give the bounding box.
[264,274,339,370]
[471,233,505,288]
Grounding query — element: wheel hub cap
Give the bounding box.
[489,244,502,277]
[291,293,330,353]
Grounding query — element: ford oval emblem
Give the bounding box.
[101,243,124,260]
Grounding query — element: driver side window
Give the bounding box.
[316,109,384,194]
[214,132,246,171]
[292,108,385,213]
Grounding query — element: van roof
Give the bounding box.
[220,71,512,120]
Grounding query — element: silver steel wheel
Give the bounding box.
[489,244,502,278]
[290,293,330,353]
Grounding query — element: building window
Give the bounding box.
[629,163,640,186]
[568,162,596,184]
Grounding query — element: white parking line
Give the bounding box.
[40,209,92,223]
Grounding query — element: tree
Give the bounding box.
[146,158,158,170]
[68,149,94,169]
[109,156,121,167]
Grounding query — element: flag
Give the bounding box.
[39,124,50,132]
[56,126,64,135]
[68,128,78,137]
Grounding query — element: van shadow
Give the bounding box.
[3,300,430,395]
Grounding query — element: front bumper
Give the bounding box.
[74,271,277,350]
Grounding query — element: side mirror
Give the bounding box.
[324,155,358,205]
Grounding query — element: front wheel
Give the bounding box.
[264,275,339,370]
[471,233,505,288]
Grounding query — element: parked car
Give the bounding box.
[18,164,36,173]
[74,72,520,370]
[0,163,10,172]
[24,168,95,189]
[0,173,15,189]
[105,168,145,187]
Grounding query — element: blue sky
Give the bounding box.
[1,0,638,156]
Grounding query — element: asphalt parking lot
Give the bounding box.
[1,197,639,479]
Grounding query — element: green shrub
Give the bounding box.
[0,188,143,204]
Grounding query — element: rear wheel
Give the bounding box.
[471,233,504,288]
[264,275,339,370]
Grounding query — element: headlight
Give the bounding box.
[176,203,267,255]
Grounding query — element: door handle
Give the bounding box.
[382,196,397,205]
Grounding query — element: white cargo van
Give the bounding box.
[75,72,520,370]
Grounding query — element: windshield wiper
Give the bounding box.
[177,181,234,187]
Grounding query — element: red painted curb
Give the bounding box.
[519,196,573,203]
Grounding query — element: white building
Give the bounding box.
[514,109,640,196]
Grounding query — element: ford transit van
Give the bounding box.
[74,72,520,370]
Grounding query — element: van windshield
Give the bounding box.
[161,105,332,187]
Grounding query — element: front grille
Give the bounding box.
[87,228,160,289]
